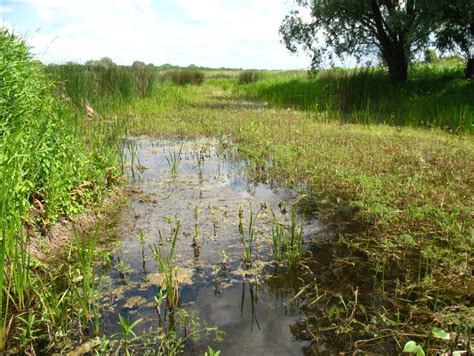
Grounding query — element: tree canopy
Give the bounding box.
[280,0,470,82]
[432,0,474,79]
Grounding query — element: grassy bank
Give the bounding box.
[0,32,126,352]
[233,65,474,133]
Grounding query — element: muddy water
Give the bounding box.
[101,137,323,354]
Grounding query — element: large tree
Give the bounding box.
[280,0,435,83]
[432,0,474,79]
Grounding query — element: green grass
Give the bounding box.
[233,65,474,133]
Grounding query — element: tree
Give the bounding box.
[432,1,474,79]
[280,0,435,83]
[132,60,146,69]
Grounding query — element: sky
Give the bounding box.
[0,0,311,69]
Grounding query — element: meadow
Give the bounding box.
[1,30,473,354]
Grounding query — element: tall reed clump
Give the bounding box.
[164,70,204,86]
[0,30,122,351]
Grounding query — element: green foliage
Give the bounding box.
[151,219,181,308]
[281,0,437,82]
[431,327,450,340]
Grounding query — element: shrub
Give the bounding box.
[238,70,263,84]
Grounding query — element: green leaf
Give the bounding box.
[403,341,418,352]
[432,327,450,340]
[416,348,425,356]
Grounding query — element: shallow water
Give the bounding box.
[100,137,323,354]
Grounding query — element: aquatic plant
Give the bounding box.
[239,206,262,268]
[271,208,303,268]
[125,141,141,178]
[151,219,181,308]
[165,145,183,175]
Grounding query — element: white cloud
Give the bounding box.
[18,0,308,69]
[0,6,13,14]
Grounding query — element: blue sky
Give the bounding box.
[1,0,311,69]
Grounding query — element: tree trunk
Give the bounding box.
[386,47,408,83]
[465,57,473,79]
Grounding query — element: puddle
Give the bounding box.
[99,137,323,354]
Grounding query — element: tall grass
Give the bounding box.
[234,65,474,132]
[45,62,156,112]
[0,30,123,352]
